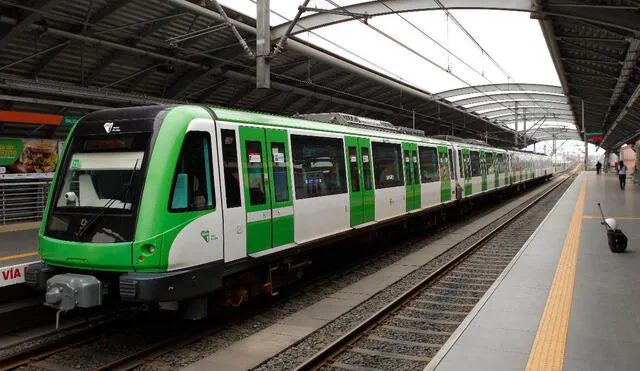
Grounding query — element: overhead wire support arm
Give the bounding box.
[297,6,372,22]
[206,0,255,59]
[272,0,311,56]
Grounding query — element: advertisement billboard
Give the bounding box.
[0,138,60,179]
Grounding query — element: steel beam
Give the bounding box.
[271,0,532,39]
[0,0,65,51]
[454,93,567,106]
[0,94,109,110]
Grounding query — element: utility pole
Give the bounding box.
[256,0,271,88]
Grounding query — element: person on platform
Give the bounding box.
[596,161,602,174]
[618,161,627,190]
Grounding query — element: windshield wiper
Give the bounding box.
[75,161,139,241]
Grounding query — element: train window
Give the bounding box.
[419,146,439,183]
[271,142,290,202]
[169,131,215,212]
[486,152,494,174]
[448,148,455,179]
[458,150,464,178]
[291,135,347,199]
[372,142,404,188]
[220,129,241,208]
[362,147,372,190]
[470,151,481,177]
[412,151,420,185]
[348,146,360,192]
[404,150,412,185]
[245,141,266,205]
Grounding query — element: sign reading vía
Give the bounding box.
[0,138,59,179]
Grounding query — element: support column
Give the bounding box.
[256,0,271,89]
[604,151,610,173]
[523,109,527,147]
[514,102,518,147]
[582,99,587,170]
[634,140,640,183]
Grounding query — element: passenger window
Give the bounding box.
[471,151,481,177]
[419,146,439,183]
[348,146,360,192]
[271,142,290,202]
[372,142,404,188]
[169,131,215,212]
[458,150,464,178]
[221,129,241,208]
[448,148,455,179]
[362,147,372,190]
[438,150,450,181]
[412,151,420,185]
[245,141,266,205]
[404,150,412,185]
[291,135,347,199]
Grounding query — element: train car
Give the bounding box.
[25,105,553,319]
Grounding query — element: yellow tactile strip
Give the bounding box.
[0,251,38,262]
[526,180,586,371]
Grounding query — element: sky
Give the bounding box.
[218,1,599,155]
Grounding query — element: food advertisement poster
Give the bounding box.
[0,138,59,179]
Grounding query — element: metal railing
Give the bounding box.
[0,179,52,225]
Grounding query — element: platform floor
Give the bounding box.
[427,172,640,371]
[0,222,39,269]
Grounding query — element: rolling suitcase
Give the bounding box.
[598,203,628,253]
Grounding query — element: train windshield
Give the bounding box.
[56,152,143,210]
[54,135,147,212]
[45,133,150,243]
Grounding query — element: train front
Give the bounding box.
[25,106,163,315]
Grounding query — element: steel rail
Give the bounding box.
[294,170,576,371]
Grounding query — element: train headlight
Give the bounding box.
[142,244,156,255]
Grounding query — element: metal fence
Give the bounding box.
[0,179,52,225]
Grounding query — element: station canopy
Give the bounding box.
[4,0,637,151]
[436,83,580,144]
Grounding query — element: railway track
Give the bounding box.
[293,170,576,371]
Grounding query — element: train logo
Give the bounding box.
[201,230,210,243]
[103,122,114,133]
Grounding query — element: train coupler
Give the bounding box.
[44,274,103,328]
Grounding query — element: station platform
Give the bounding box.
[426,171,640,371]
[0,222,39,287]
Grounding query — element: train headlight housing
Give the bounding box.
[142,244,156,255]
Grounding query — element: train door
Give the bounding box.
[345,137,374,227]
[239,126,294,255]
[360,139,375,223]
[217,124,246,262]
[402,142,420,211]
[437,146,451,202]
[459,148,472,196]
[448,147,459,200]
[491,152,501,189]
[480,150,488,192]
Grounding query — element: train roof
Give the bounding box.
[209,106,548,157]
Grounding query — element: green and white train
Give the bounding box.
[26,105,553,318]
